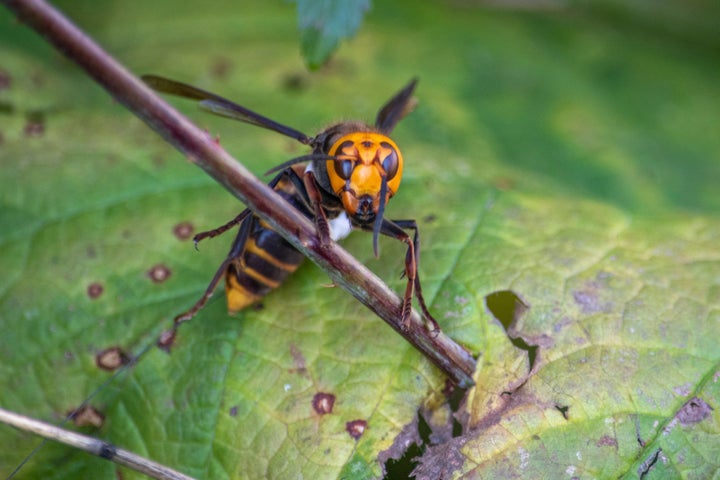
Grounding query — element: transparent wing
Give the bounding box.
[143,75,313,145]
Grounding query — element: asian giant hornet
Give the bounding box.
[143,75,439,331]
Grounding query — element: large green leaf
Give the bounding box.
[1,0,718,479]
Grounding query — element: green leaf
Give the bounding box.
[294,0,371,69]
[445,200,720,478]
[1,0,719,479]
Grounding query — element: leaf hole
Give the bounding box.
[485,290,537,370]
[382,382,470,480]
[442,380,467,436]
[442,379,465,412]
[555,404,570,420]
[383,441,423,480]
[382,412,430,480]
[485,289,527,330]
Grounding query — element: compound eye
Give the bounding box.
[380,142,399,180]
[333,158,354,180]
[332,140,356,180]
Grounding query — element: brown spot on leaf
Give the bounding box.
[24,118,44,137]
[0,70,10,90]
[87,282,104,299]
[676,397,713,426]
[289,343,307,374]
[147,264,171,283]
[312,393,335,415]
[573,290,603,314]
[346,419,367,440]
[173,221,194,240]
[596,435,618,448]
[493,176,515,191]
[69,405,105,428]
[673,383,693,397]
[96,347,129,371]
[282,72,308,92]
[210,58,233,79]
[572,274,615,314]
[157,328,177,352]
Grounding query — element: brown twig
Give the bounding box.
[0,407,196,480]
[2,0,476,386]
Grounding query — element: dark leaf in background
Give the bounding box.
[294,0,371,69]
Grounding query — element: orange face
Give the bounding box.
[326,132,403,224]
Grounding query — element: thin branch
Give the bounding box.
[0,407,196,480]
[2,0,476,386]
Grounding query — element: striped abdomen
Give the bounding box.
[224,171,311,313]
